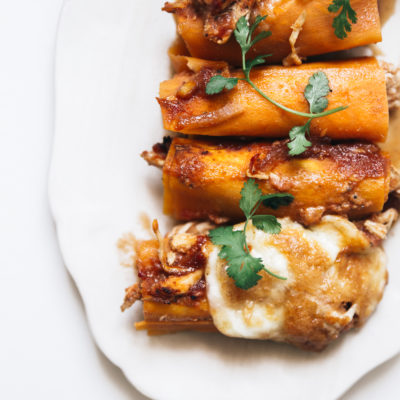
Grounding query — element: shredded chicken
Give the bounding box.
[121,284,141,312]
[201,0,255,44]
[381,61,400,110]
[363,208,399,241]
[141,150,166,168]
[282,11,307,67]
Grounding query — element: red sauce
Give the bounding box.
[137,236,208,306]
[249,139,389,180]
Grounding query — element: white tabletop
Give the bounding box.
[0,1,398,399]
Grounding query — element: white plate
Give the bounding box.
[49,1,400,399]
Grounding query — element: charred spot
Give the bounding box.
[341,301,353,311]
[301,140,388,179]
[152,136,172,159]
[188,279,207,301]
[171,236,208,272]
[137,258,163,279]
[161,287,173,295]
[248,141,288,174]
[246,138,388,180]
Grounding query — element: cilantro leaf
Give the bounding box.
[261,193,295,210]
[304,71,330,114]
[206,75,239,95]
[209,226,243,249]
[248,15,267,37]
[234,15,271,56]
[245,54,272,71]
[226,14,347,157]
[328,0,358,39]
[209,180,291,289]
[234,16,250,51]
[226,253,264,290]
[251,215,281,234]
[239,179,262,218]
[250,30,272,47]
[210,226,263,290]
[288,125,312,156]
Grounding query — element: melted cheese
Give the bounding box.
[205,216,387,348]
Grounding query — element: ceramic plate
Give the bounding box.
[49,1,400,399]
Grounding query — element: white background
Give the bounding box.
[0,1,399,399]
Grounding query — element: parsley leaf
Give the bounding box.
[304,71,330,114]
[261,193,295,209]
[251,215,281,234]
[328,0,358,39]
[239,179,262,218]
[205,75,239,95]
[209,180,292,289]
[288,125,312,156]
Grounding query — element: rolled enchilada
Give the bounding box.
[158,57,389,141]
[163,0,382,66]
[121,210,397,350]
[142,137,392,226]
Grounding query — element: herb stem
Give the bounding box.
[263,267,287,280]
[243,219,251,254]
[242,50,247,75]
[246,76,347,119]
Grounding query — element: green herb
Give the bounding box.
[205,16,347,156]
[288,71,333,155]
[328,0,358,40]
[209,179,294,290]
[206,76,239,95]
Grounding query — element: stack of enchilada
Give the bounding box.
[122,0,400,351]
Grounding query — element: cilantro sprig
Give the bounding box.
[288,71,332,155]
[205,16,347,156]
[209,180,294,290]
[328,0,358,40]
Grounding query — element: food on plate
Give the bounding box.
[142,137,393,225]
[158,57,389,141]
[122,208,397,350]
[121,4,400,351]
[163,0,381,65]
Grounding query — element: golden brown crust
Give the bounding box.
[157,137,392,225]
[124,216,388,351]
[164,0,381,66]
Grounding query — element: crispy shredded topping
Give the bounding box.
[282,11,307,67]
[141,150,165,168]
[363,208,399,241]
[202,0,255,44]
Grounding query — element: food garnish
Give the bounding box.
[328,0,358,39]
[206,16,347,155]
[209,179,294,289]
